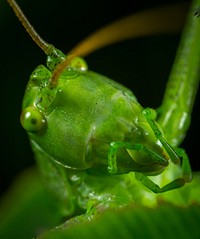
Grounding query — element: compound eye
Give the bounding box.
[20,106,46,133]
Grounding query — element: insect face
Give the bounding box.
[20,58,171,175]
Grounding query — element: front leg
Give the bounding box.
[107,141,168,174]
[107,141,192,193]
[135,148,192,193]
[135,147,192,193]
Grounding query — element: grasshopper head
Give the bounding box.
[20,54,179,174]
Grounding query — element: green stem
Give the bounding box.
[157,0,200,147]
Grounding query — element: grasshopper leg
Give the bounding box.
[107,142,168,174]
[135,148,192,193]
[107,141,186,193]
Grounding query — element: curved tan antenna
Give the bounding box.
[51,2,188,83]
[69,2,189,57]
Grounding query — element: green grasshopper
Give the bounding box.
[7,0,200,220]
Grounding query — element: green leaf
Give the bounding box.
[39,204,200,239]
[1,170,200,239]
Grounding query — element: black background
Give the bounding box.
[0,0,199,196]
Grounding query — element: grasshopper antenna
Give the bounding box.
[69,2,188,57]
[51,2,188,84]
[7,0,60,58]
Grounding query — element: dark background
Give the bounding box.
[0,0,199,196]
